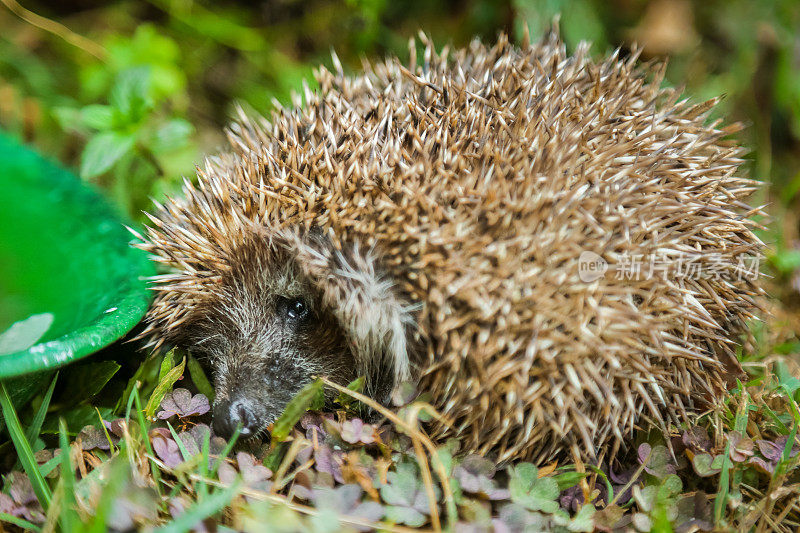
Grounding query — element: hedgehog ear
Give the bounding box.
[283,230,414,400]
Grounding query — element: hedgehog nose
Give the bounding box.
[213,399,258,438]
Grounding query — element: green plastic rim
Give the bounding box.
[0,133,154,381]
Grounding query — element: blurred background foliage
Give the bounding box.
[0,0,799,293]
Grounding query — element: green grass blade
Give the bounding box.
[157,350,177,383]
[145,356,186,419]
[130,386,163,497]
[336,376,365,407]
[95,407,117,453]
[778,395,800,470]
[271,378,323,442]
[714,386,750,526]
[713,440,732,525]
[762,402,790,434]
[167,421,192,462]
[187,355,214,402]
[166,421,207,496]
[0,512,42,531]
[586,465,614,502]
[152,482,240,533]
[116,353,161,413]
[58,418,78,533]
[125,377,138,421]
[11,372,58,472]
[730,388,750,496]
[198,427,211,500]
[38,453,62,478]
[85,458,129,533]
[210,426,241,478]
[0,381,52,510]
[24,372,58,449]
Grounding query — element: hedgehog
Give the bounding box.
[135,30,763,463]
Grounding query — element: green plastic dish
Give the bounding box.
[0,133,153,392]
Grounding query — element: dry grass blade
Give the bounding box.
[320,377,456,530]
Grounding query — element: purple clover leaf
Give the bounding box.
[103,418,127,439]
[314,444,346,484]
[0,472,45,523]
[674,492,714,533]
[107,485,159,531]
[774,436,800,458]
[747,456,775,475]
[157,388,210,419]
[0,492,17,515]
[682,427,712,454]
[217,460,238,486]
[756,439,784,463]
[454,455,494,492]
[171,423,224,460]
[167,495,209,532]
[150,424,227,471]
[492,503,549,533]
[237,452,273,488]
[691,454,723,477]
[559,485,584,512]
[295,443,314,466]
[312,485,384,531]
[301,413,330,440]
[7,472,38,509]
[745,436,798,474]
[218,451,272,491]
[179,423,211,455]
[380,462,439,527]
[756,436,799,465]
[486,486,512,501]
[291,479,314,501]
[78,424,118,451]
[150,429,183,469]
[177,431,201,457]
[638,444,676,478]
[727,431,755,463]
[608,464,638,485]
[339,419,377,445]
[453,455,510,500]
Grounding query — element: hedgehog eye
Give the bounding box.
[280,297,309,321]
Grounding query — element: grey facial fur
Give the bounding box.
[184,244,354,438]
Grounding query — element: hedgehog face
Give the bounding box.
[186,255,353,439]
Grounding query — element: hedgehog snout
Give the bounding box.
[209,356,312,439]
[212,398,260,438]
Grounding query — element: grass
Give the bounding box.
[0,381,52,512]
[1,348,800,531]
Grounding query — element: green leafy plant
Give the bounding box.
[508,463,560,513]
[54,39,196,217]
